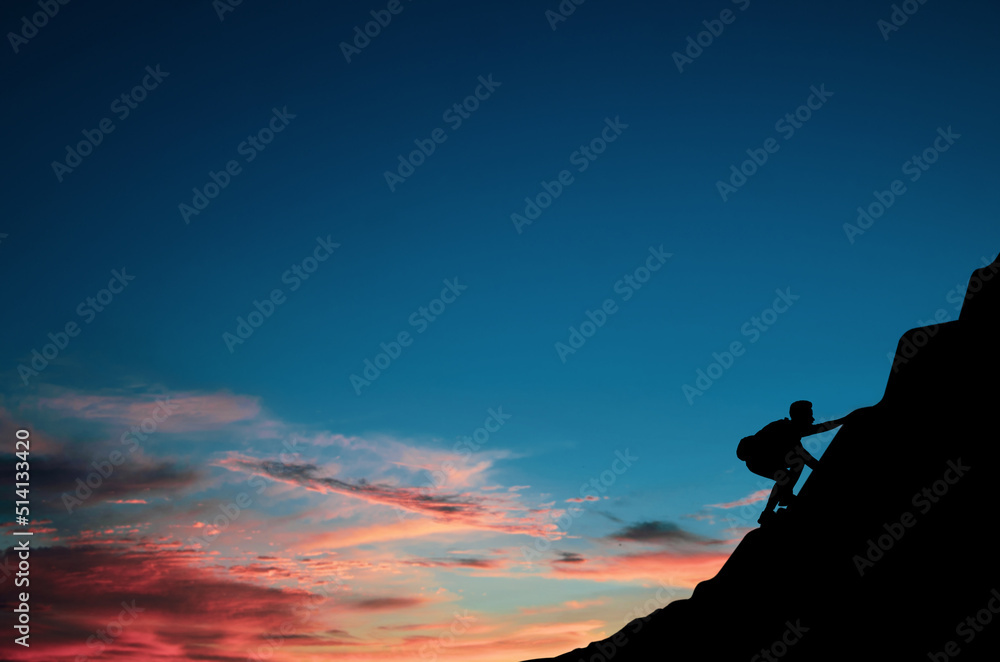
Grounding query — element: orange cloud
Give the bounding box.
[707,488,771,509]
[298,518,482,551]
[217,454,560,539]
[545,549,732,588]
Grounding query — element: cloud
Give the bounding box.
[0,545,339,662]
[0,405,67,454]
[520,599,607,615]
[0,385,743,661]
[307,430,510,491]
[403,557,503,570]
[547,548,732,587]
[607,521,725,546]
[349,597,429,611]
[683,488,774,524]
[592,510,623,524]
[707,488,771,509]
[17,452,201,508]
[0,544,461,661]
[298,518,481,551]
[34,389,261,432]
[377,622,455,632]
[217,454,560,539]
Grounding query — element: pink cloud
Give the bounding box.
[0,545,344,662]
[545,549,732,588]
[34,389,261,432]
[519,599,607,616]
[707,488,771,509]
[298,518,481,551]
[217,454,560,539]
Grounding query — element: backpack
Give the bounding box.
[737,418,793,463]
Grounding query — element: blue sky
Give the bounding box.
[1,0,998,660]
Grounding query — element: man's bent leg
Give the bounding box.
[778,464,803,505]
[759,469,785,523]
[761,482,782,518]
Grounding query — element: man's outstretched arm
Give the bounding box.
[805,417,847,436]
[808,406,877,435]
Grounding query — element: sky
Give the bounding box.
[1,0,998,660]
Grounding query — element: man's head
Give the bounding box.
[789,400,814,425]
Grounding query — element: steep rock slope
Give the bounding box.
[524,254,1000,662]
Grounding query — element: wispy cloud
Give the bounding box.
[546,548,732,587]
[403,557,503,569]
[0,545,346,662]
[217,453,560,538]
[350,597,430,611]
[707,488,771,509]
[34,389,261,431]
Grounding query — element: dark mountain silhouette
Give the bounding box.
[523,253,1000,662]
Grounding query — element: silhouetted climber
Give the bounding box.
[737,401,849,524]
